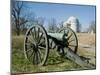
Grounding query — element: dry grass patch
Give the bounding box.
[77,33,96,46]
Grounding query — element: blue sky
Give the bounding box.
[24,2,96,32]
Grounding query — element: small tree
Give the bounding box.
[87,21,96,33]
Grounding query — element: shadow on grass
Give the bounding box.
[46,56,65,65]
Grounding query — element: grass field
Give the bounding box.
[11,33,96,74]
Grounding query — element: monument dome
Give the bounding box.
[63,16,80,32]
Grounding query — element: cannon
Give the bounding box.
[24,24,95,69]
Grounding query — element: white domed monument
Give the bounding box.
[63,16,80,32]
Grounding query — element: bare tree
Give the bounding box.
[58,21,64,28]
[35,17,45,26]
[87,21,96,33]
[12,1,24,35]
[11,1,36,35]
[48,18,58,32]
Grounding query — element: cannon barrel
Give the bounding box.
[47,33,67,41]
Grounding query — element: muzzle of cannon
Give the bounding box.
[24,24,95,69]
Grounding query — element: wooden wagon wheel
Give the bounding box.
[58,27,78,53]
[24,25,49,66]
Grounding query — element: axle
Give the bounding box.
[47,33,69,51]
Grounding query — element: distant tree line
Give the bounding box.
[12,1,94,36]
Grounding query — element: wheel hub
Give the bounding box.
[32,43,38,52]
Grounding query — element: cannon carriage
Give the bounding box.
[24,24,95,69]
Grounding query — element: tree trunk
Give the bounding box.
[16,29,20,36]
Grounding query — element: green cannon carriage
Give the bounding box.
[24,24,95,69]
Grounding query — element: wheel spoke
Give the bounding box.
[68,39,75,43]
[38,49,42,61]
[26,48,33,52]
[37,28,40,39]
[33,52,36,64]
[37,51,42,64]
[68,44,76,47]
[28,50,34,59]
[38,49,44,59]
[38,47,45,57]
[36,51,41,64]
[30,30,35,41]
[25,43,33,49]
[38,38,45,45]
[38,32,43,44]
[32,51,40,64]
[34,27,36,39]
[67,33,73,40]
[27,36,34,44]
[35,52,38,64]
[35,28,40,43]
[38,46,46,50]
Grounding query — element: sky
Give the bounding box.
[23,2,96,32]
